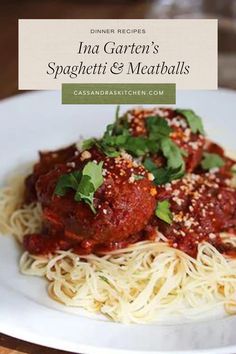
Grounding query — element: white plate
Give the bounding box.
[0,89,236,354]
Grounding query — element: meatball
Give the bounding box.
[25,144,78,203]
[24,147,157,255]
[125,107,205,172]
[152,171,236,257]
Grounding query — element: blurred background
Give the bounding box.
[0,0,235,99]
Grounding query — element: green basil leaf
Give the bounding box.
[146,139,160,154]
[114,114,130,135]
[82,161,104,190]
[54,171,81,196]
[176,109,205,135]
[155,200,173,224]
[123,136,149,157]
[201,152,225,171]
[103,123,115,138]
[143,158,158,174]
[99,118,130,157]
[144,158,184,185]
[133,174,145,181]
[54,161,104,213]
[76,161,104,213]
[74,175,96,213]
[100,146,120,157]
[115,105,120,121]
[144,157,184,184]
[160,137,185,170]
[82,138,96,150]
[146,116,171,140]
[155,166,184,185]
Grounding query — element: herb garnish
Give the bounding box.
[133,174,145,181]
[160,138,186,170]
[144,159,184,185]
[140,117,186,184]
[176,109,205,135]
[115,105,120,121]
[155,200,173,224]
[54,161,104,213]
[146,116,171,139]
[100,111,185,172]
[81,107,186,184]
[82,138,96,150]
[200,152,225,171]
[99,123,127,157]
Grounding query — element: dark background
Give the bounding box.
[0,0,236,353]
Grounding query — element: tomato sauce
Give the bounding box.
[23,109,236,258]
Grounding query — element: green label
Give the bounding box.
[62,83,175,104]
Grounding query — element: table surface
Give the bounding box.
[0,0,236,353]
[0,334,70,354]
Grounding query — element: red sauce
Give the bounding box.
[152,172,236,257]
[23,109,236,258]
[25,144,78,203]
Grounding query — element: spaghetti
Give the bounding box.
[1,176,236,324]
